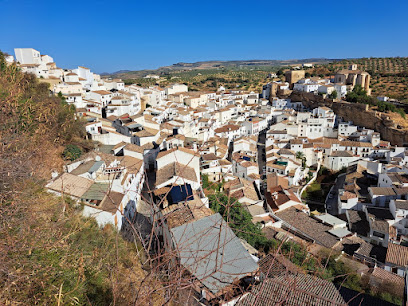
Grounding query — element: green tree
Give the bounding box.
[296,151,306,168]
[63,144,82,161]
[208,193,276,251]
[329,90,338,99]
[202,173,210,189]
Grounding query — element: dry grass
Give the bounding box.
[0,180,163,305]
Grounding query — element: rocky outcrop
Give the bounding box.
[288,92,408,146]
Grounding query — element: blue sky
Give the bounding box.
[1,0,407,73]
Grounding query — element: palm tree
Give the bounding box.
[296,151,304,160]
[296,151,306,168]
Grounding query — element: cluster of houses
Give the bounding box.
[262,63,370,101]
[14,48,408,304]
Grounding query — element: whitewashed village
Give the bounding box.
[8,48,408,305]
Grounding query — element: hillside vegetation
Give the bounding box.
[107,58,334,78]
[106,59,336,92]
[121,68,277,92]
[0,53,160,304]
[310,57,408,101]
[111,57,408,101]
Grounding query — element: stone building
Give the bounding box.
[285,70,305,88]
[334,65,371,94]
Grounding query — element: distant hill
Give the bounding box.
[100,69,131,76]
[162,58,336,70]
[105,58,340,79]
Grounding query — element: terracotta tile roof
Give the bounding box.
[265,144,278,151]
[163,204,193,226]
[277,148,295,156]
[346,210,369,237]
[20,63,40,67]
[340,191,357,201]
[339,140,372,148]
[92,90,112,95]
[99,191,124,213]
[370,187,396,196]
[134,129,154,137]
[230,188,258,202]
[388,172,408,185]
[355,241,387,262]
[167,134,186,141]
[153,186,171,196]
[248,173,261,180]
[371,267,404,288]
[240,161,258,168]
[386,243,408,266]
[267,186,301,208]
[47,173,93,198]
[155,162,198,187]
[225,178,260,202]
[116,156,143,174]
[266,173,289,191]
[395,199,408,210]
[393,187,408,196]
[106,115,118,122]
[201,153,219,161]
[269,130,287,134]
[331,151,354,157]
[124,143,144,153]
[289,139,303,145]
[370,218,389,234]
[275,207,339,248]
[267,162,286,170]
[156,147,199,159]
[259,253,303,277]
[237,274,346,306]
[218,159,232,166]
[214,124,240,133]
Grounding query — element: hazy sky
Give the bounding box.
[1,0,407,73]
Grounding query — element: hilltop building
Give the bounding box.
[285,70,305,88]
[334,64,371,94]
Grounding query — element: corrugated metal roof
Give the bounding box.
[88,161,104,173]
[315,213,346,227]
[277,231,296,242]
[328,227,352,238]
[170,213,258,294]
[81,183,110,201]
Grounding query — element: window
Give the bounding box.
[373,231,385,239]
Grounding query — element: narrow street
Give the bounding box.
[257,130,266,194]
[326,173,346,215]
[121,169,156,252]
[257,131,266,177]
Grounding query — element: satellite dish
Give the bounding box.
[95,155,101,161]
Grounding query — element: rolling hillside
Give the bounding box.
[311,57,408,101]
[105,57,408,101]
[105,58,337,79]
